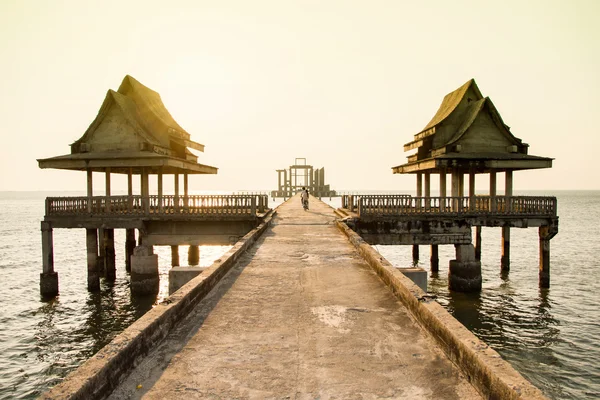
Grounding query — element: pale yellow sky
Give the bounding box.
[1,0,599,192]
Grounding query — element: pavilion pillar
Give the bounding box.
[125,228,136,272]
[40,221,58,297]
[451,171,460,211]
[87,169,93,213]
[188,245,200,266]
[127,168,133,211]
[103,229,116,281]
[277,170,282,192]
[171,245,180,267]
[105,168,111,213]
[283,170,288,197]
[158,169,163,213]
[86,228,100,291]
[308,167,313,192]
[439,170,447,213]
[458,173,465,197]
[449,243,482,292]
[501,171,513,271]
[490,171,497,211]
[184,172,189,211]
[539,227,551,288]
[414,173,423,263]
[141,168,150,214]
[174,173,180,213]
[469,172,475,210]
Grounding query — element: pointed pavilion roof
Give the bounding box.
[393,79,553,174]
[38,75,217,175]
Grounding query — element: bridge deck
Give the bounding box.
[112,196,480,399]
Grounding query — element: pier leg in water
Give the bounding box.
[475,226,482,261]
[40,221,58,297]
[125,228,136,272]
[539,227,551,288]
[171,245,180,267]
[188,245,200,266]
[501,226,510,272]
[86,228,100,291]
[430,245,439,272]
[104,229,116,281]
[449,244,482,292]
[131,245,159,295]
[412,245,419,266]
[97,228,105,276]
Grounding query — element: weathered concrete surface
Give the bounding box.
[111,195,480,399]
[168,266,209,295]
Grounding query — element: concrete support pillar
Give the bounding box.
[87,169,93,213]
[416,173,423,197]
[539,227,551,288]
[130,244,159,296]
[501,226,510,271]
[171,245,180,267]
[412,245,419,266]
[490,171,497,211]
[451,171,460,211]
[449,244,482,292]
[97,228,105,274]
[40,221,58,296]
[188,245,200,266]
[458,173,465,197]
[424,173,431,197]
[475,226,482,261]
[125,228,136,272]
[430,245,439,272]
[86,228,100,291]
[103,229,116,281]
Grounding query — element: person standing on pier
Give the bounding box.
[301,187,310,210]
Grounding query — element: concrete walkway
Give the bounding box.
[112,196,480,399]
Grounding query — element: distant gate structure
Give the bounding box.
[271,158,337,198]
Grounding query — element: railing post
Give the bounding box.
[251,197,257,215]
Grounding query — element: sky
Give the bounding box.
[1,0,599,192]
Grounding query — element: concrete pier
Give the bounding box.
[449,244,482,292]
[86,228,100,291]
[539,226,551,288]
[125,228,136,272]
[501,226,510,271]
[103,229,116,280]
[187,245,199,266]
[109,196,481,399]
[40,221,58,297]
[430,244,439,272]
[170,245,180,267]
[412,244,419,265]
[130,245,159,295]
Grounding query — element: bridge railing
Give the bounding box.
[45,194,270,217]
[342,194,411,212]
[349,195,557,218]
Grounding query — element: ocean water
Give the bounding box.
[0,191,598,399]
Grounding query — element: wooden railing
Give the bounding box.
[340,195,557,218]
[45,195,270,217]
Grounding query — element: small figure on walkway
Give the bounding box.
[301,187,310,211]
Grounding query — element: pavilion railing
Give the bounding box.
[340,195,557,218]
[45,195,270,217]
[342,194,411,211]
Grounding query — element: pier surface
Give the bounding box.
[112,196,479,399]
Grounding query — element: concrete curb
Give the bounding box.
[335,219,548,400]
[41,210,276,400]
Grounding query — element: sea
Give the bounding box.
[0,190,598,399]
